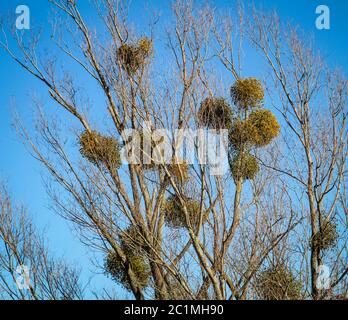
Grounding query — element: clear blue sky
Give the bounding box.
[0,0,347,298]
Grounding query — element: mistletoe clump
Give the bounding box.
[230,77,264,109]
[228,77,280,181]
[138,37,153,55]
[197,97,233,129]
[229,110,280,149]
[117,37,153,74]
[230,152,259,181]
[162,194,201,229]
[256,266,302,300]
[79,130,121,170]
[313,220,338,250]
[229,119,258,149]
[105,248,150,291]
[247,109,280,147]
[105,226,150,291]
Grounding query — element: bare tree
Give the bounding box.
[0,183,84,300]
[248,9,348,299]
[0,0,346,300]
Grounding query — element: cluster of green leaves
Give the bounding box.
[229,78,280,181]
[197,77,280,182]
[230,152,260,181]
[105,226,150,291]
[229,109,280,149]
[312,220,338,250]
[230,78,265,109]
[117,37,153,74]
[197,97,233,129]
[162,194,201,229]
[79,130,121,170]
[256,266,303,300]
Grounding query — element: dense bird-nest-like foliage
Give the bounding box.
[229,152,259,181]
[227,78,279,183]
[138,38,153,55]
[229,119,258,149]
[256,266,303,300]
[197,97,233,129]
[105,248,150,291]
[79,130,121,170]
[247,109,280,147]
[117,37,153,73]
[229,110,280,149]
[162,194,201,229]
[312,220,338,250]
[105,226,150,291]
[230,78,264,109]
